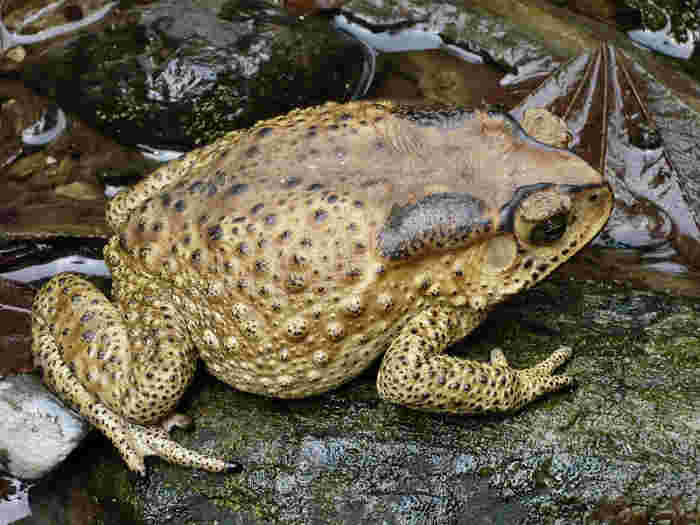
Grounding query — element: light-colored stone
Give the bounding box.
[0,374,89,479]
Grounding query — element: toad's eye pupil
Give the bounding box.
[530,213,567,245]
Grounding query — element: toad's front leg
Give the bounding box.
[376,305,573,414]
[32,273,239,474]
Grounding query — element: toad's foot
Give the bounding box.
[34,316,240,474]
[90,402,241,474]
[32,273,239,474]
[489,346,573,408]
[377,306,574,414]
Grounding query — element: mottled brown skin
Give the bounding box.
[31,100,613,474]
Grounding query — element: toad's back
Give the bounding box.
[110,100,603,282]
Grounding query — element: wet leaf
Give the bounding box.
[0,278,34,376]
[0,80,148,239]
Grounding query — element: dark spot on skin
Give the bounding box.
[264,214,276,225]
[314,209,328,223]
[327,195,338,203]
[257,127,273,137]
[229,183,249,196]
[183,235,191,245]
[353,200,364,208]
[308,183,323,191]
[339,113,352,121]
[246,145,259,158]
[191,249,202,263]
[174,200,186,212]
[80,312,94,323]
[152,222,163,232]
[300,238,312,247]
[137,221,145,232]
[233,216,246,223]
[81,330,96,343]
[280,230,292,240]
[309,148,320,156]
[161,194,171,207]
[198,214,209,224]
[238,242,250,255]
[207,183,218,197]
[251,203,264,214]
[208,225,223,240]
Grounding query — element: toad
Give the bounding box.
[32,101,613,473]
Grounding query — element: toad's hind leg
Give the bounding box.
[31,273,237,474]
[376,305,573,414]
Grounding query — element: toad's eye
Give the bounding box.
[529,213,567,245]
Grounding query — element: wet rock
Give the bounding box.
[23,278,699,523]
[0,374,89,480]
[20,0,370,150]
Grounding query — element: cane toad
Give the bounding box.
[32,100,613,473]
